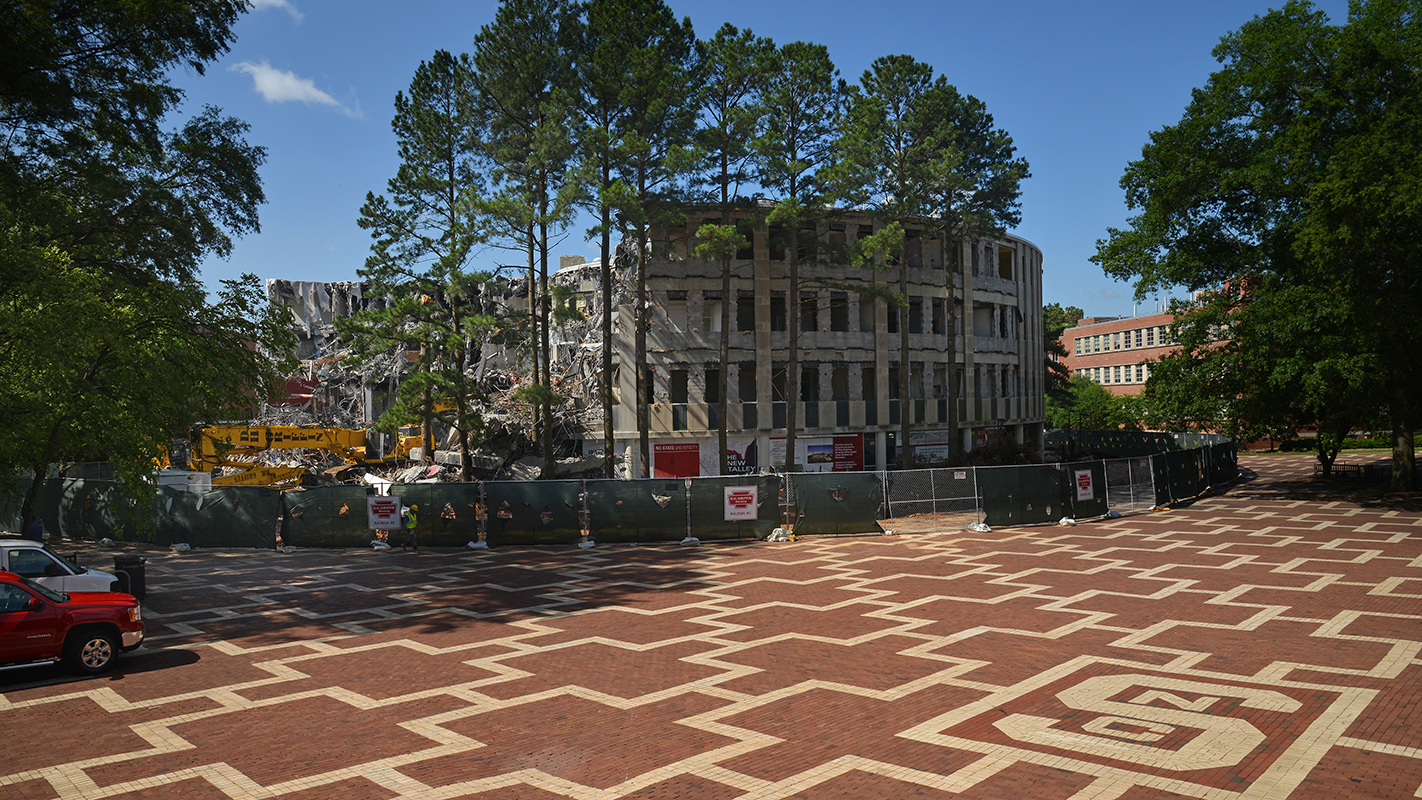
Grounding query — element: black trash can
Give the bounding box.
[113,554,146,600]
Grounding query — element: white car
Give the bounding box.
[0,541,119,593]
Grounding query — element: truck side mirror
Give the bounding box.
[44,563,66,577]
[25,597,43,612]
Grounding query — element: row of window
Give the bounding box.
[1073,325,1174,356]
[656,290,1021,339]
[675,222,1019,281]
[660,362,1022,405]
[1080,364,1150,385]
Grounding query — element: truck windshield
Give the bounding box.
[17,573,68,604]
[42,547,84,574]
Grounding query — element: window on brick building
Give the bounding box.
[800,291,818,331]
[830,292,849,331]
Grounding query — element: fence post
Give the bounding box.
[580,479,590,545]
[478,481,488,543]
[972,467,982,524]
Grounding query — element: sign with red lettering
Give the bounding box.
[368,497,402,530]
[1074,469,1094,502]
[724,486,758,521]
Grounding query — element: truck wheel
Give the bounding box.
[63,628,118,674]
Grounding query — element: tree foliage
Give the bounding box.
[693,23,774,475]
[755,40,841,471]
[1043,303,1083,399]
[838,55,1028,467]
[1093,0,1422,488]
[473,0,581,478]
[1,0,292,527]
[345,51,494,481]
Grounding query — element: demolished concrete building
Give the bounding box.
[263,206,1046,480]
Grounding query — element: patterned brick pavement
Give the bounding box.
[2,453,1419,799]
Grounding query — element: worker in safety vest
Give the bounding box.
[401,503,419,553]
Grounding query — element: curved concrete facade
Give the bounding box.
[560,207,1046,476]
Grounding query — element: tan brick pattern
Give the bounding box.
[2,453,1418,799]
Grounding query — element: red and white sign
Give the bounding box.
[368,497,402,530]
[653,442,702,478]
[1074,469,1095,502]
[724,486,758,521]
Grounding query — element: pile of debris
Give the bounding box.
[260,251,639,486]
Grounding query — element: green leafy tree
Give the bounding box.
[838,56,1025,467]
[1044,303,1083,400]
[754,41,841,472]
[345,50,493,481]
[577,0,697,478]
[692,23,774,475]
[1046,376,1143,430]
[1145,287,1384,475]
[1093,0,1421,489]
[473,0,581,478]
[0,0,291,531]
[837,55,936,468]
[913,82,1030,458]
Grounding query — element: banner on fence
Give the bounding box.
[724,486,758,520]
[368,497,402,529]
[1074,469,1095,501]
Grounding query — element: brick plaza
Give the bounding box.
[2,453,1419,799]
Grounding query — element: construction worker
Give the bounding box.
[401,503,419,553]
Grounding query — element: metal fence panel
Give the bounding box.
[884,469,936,533]
[282,486,377,548]
[1104,457,1156,513]
[977,464,1063,527]
[930,468,980,530]
[688,475,780,541]
[481,480,582,545]
[788,472,884,535]
[586,478,687,542]
[1064,461,1109,519]
[153,486,281,547]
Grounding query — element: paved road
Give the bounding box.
[2,453,1418,799]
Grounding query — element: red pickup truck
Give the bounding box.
[0,570,144,674]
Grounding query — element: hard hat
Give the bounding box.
[410,504,419,512]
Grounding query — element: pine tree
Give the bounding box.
[474,0,581,479]
[754,41,842,472]
[345,51,493,481]
[691,23,775,474]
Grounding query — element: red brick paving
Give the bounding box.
[1,452,1419,799]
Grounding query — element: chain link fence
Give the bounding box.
[3,437,1237,546]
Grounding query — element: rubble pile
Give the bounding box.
[258,257,638,486]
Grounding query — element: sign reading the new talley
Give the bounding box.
[368,497,402,530]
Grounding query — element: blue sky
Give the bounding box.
[176,0,1350,319]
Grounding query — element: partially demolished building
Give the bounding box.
[265,206,1045,479]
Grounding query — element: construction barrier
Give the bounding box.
[282,486,377,548]
[153,486,282,548]
[2,432,1239,547]
[789,472,885,535]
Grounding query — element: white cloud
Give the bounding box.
[231,60,362,118]
[248,0,303,22]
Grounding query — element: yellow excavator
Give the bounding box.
[190,426,422,487]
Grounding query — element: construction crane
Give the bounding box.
[189,426,421,487]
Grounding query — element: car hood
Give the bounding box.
[67,591,138,606]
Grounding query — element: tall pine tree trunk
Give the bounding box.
[540,206,554,479]
[786,225,800,472]
[635,164,651,478]
[899,245,911,470]
[600,186,615,478]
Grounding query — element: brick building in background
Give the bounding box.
[1059,312,1180,396]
